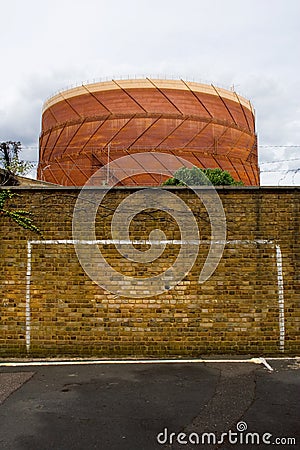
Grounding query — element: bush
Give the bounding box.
[163,167,243,186]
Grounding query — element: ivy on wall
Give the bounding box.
[0,190,41,235]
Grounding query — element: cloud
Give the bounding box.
[0,0,299,185]
[0,67,90,155]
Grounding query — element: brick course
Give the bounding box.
[0,186,299,357]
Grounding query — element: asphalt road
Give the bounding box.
[0,359,299,449]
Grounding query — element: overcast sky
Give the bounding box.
[0,0,299,185]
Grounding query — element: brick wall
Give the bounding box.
[0,186,299,357]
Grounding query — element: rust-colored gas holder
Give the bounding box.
[38,78,259,186]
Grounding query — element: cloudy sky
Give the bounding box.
[0,0,299,185]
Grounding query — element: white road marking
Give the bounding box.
[0,357,277,369]
[251,357,274,371]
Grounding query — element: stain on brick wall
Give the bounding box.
[0,186,299,357]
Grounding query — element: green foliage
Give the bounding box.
[0,141,33,176]
[163,167,243,186]
[202,168,243,185]
[0,190,41,235]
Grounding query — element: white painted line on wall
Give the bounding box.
[25,241,32,353]
[275,244,285,352]
[24,239,284,354]
[0,357,273,370]
[29,239,274,245]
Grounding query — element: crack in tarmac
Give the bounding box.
[165,364,258,450]
[0,372,35,405]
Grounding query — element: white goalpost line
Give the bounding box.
[25,239,285,354]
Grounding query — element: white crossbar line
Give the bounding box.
[29,239,274,245]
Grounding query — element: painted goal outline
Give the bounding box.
[25,239,285,353]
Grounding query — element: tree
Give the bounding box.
[0,141,33,177]
[0,142,40,234]
[163,167,243,186]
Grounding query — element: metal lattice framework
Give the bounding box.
[38,79,259,186]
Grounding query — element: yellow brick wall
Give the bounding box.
[0,187,299,357]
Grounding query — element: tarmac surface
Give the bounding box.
[0,358,299,449]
